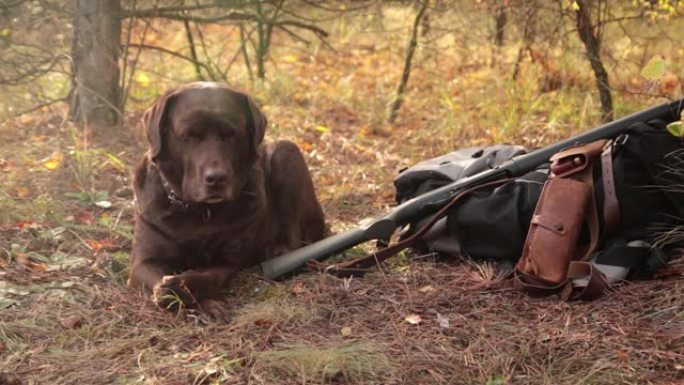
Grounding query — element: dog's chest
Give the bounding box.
[184,225,258,267]
[146,194,271,261]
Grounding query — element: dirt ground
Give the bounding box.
[0,103,682,385]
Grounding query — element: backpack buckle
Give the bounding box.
[614,133,630,148]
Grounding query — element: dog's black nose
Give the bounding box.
[204,169,228,187]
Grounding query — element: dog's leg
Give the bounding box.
[128,260,169,290]
[128,214,181,289]
[128,220,199,309]
[268,140,326,252]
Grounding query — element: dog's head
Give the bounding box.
[142,82,267,203]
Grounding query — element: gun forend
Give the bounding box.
[261,218,397,280]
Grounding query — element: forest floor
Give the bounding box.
[1,16,684,385]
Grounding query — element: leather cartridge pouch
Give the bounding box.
[549,139,609,259]
[514,177,591,294]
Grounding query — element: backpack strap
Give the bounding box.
[308,178,515,277]
[600,140,620,235]
[562,261,608,301]
[512,260,607,301]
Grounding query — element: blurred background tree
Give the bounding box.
[71,0,122,128]
[1,0,683,131]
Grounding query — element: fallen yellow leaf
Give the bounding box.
[43,160,59,170]
[291,281,307,294]
[297,141,314,152]
[15,186,30,198]
[135,73,151,87]
[60,315,84,329]
[404,314,422,325]
[282,54,298,63]
[42,153,62,170]
[16,253,47,271]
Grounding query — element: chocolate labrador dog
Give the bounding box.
[128,82,326,317]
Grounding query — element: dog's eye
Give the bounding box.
[182,132,203,141]
[219,131,234,140]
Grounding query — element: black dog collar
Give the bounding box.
[148,161,215,220]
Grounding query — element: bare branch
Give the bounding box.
[0,52,71,85]
[122,8,256,23]
[121,0,267,17]
[122,8,152,110]
[276,25,312,46]
[274,19,329,38]
[0,0,32,9]
[299,0,376,13]
[0,96,68,126]
[123,43,214,74]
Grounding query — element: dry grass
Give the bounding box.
[2,258,683,384]
[254,342,392,383]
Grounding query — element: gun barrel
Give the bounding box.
[507,99,683,174]
[261,99,684,280]
[393,98,684,215]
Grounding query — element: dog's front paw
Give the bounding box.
[152,275,197,311]
[198,298,231,323]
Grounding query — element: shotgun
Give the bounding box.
[261,99,684,280]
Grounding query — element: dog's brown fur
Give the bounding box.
[127,82,325,317]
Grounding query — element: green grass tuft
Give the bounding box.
[255,342,393,384]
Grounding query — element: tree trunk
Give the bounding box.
[239,24,255,83]
[70,0,122,128]
[512,4,537,81]
[373,1,384,30]
[183,19,205,81]
[575,0,613,122]
[255,21,272,81]
[387,3,428,124]
[255,3,272,81]
[494,2,507,48]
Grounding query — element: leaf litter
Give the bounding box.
[0,16,682,385]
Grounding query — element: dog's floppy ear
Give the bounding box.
[142,89,179,162]
[243,94,267,151]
